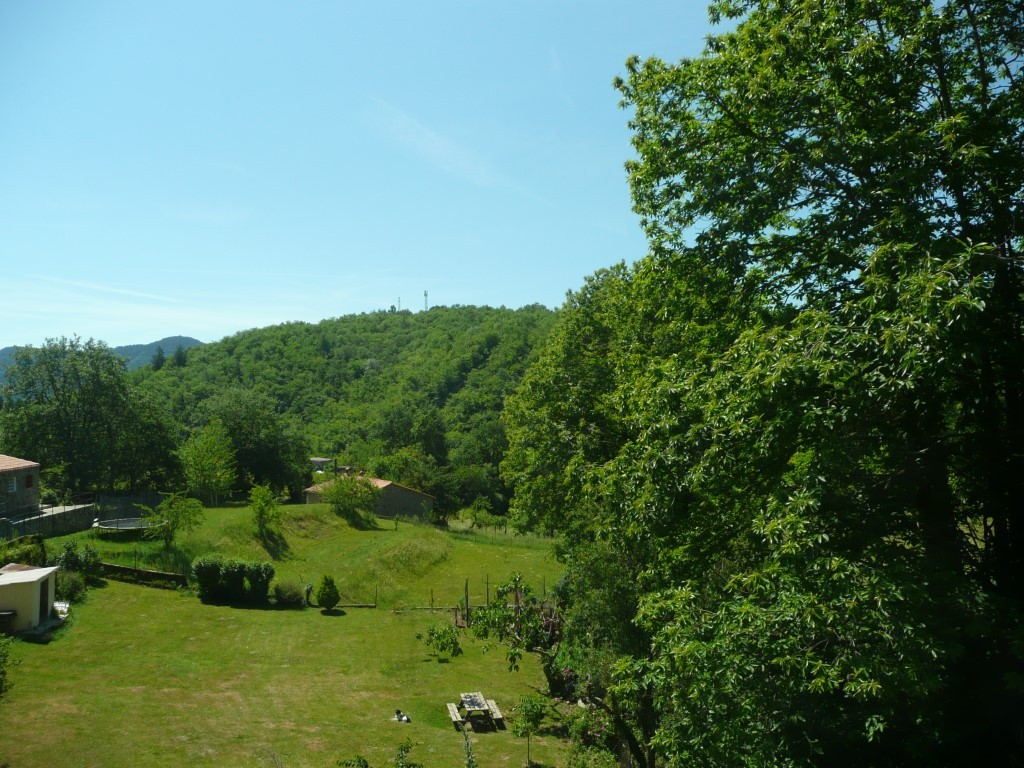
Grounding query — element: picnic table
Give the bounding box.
[460,692,489,716]
[448,692,504,730]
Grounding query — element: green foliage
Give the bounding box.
[248,484,280,540]
[178,418,236,505]
[513,694,547,766]
[191,555,225,601]
[471,573,556,673]
[190,555,274,604]
[0,535,46,567]
[336,741,422,768]
[196,388,309,495]
[322,475,382,527]
[418,623,463,659]
[502,2,1024,765]
[134,305,556,516]
[461,728,478,768]
[55,570,87,603]
[243,561,275,603]
[272,580,307,609]
[138,493,204,550]
[316,574,341,611]
[0,337,177,492]
[52,541,102,585]
[0,635,12,702]
[219,559,247,601]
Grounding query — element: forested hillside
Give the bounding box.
[0,306,554,515]
[132,304,555,511]
[0,336,203,385]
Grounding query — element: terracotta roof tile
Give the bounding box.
[0,455,39,472]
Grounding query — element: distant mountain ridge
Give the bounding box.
[0,336,204,383]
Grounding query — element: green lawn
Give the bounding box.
[51,504,562,609]
[2,507,568,767]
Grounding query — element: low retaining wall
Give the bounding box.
[0,505,96,541]
[99,562,188,588]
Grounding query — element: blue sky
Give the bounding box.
[1,1,714,347]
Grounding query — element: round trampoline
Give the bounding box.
[93,517,166,538]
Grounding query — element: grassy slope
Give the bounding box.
[1,508,567,768]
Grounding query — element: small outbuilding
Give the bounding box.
[0,563,59,634]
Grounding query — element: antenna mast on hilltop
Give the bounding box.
[424,291,428,311]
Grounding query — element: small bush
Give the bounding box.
[55,570,87,604]
[244,562,275,603]
[192,555,225,601]
[1,535,46,567]
[419,623,463,659]
[273,581,306,609]
[219,559,247,602]
[53,542,102,582]
[316,574,341,610]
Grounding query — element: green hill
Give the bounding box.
[134,305,556,515]
[0,335,204,384]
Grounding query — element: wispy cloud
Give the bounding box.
[38,277,189,304]
[369,99,508,189]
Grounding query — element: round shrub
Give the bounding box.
[272,581,306,609]
[244,562,275,603]
[316,574,340,610]
[55,570,87,604]
[191,555,225,601]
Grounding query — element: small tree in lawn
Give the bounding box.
[178,419,236,506]
[249,484,280,541]
[321,474,381,527]
[513,695,546,767]
[417,623,463,660]
[316,574,341,611]
[138,493,204,550]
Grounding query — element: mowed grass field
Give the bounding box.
[0,506,567,768]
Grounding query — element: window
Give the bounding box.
[25,474,33,488]
[6,476,15,493]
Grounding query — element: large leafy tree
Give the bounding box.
[505,1,1023,765]
[197,388,309,496]
[178,418,236,505]
[0,337,177,493]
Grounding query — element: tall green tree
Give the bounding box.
[0,337,176,493]
[248,484,280,541]
[178,419,236,505]
[504,1,1024,765]
[198,388,309,495]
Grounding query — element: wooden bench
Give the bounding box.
[486,699,504,722]
[446,702,464,726]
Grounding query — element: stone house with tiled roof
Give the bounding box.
[0,454,41,518]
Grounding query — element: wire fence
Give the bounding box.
[0,493,97,541]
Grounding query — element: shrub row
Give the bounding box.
[191,555,275,604]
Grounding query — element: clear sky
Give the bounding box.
[0,1,715,348]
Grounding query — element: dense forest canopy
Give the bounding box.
[504,0,1023,766]
[0,305,555,515]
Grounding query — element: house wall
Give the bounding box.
[0,574,53,632]
[0,466,41,517]
[376,485,433,519]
